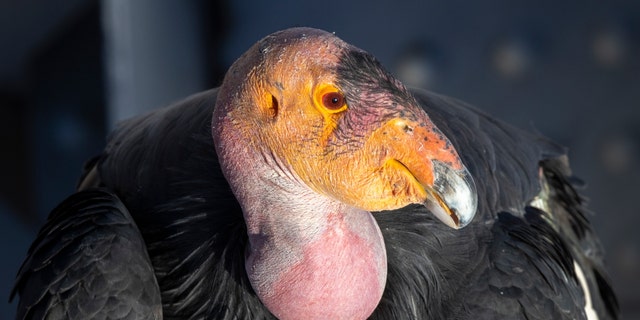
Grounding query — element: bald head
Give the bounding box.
[210,27,477,320]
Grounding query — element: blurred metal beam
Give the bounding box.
[101,0,207,128]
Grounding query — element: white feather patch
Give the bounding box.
[574,261,599,320]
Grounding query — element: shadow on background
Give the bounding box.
[1,0,638,318]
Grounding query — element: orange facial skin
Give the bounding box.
[211,27,477,320]
[216,28,466,213]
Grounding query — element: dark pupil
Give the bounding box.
[323,92,344,109]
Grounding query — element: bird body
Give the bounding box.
[12,28,618,319]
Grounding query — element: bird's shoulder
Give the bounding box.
[87,88,274,319]
[11,189,162,320]
[388,89,618,319]
[412,88,565,218]
[95,88,221,212]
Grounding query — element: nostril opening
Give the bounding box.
[271,95,279,114]
[393,120,414,134]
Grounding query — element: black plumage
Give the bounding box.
[12,34,618,319]
[12,189,162,319]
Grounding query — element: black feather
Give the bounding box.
[13,85,618,319]
[11,189,162,320]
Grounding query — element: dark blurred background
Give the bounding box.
[1,0,638,318]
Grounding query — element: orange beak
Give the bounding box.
[372,118,478,229]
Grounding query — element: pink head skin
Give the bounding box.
[212,28,476,319]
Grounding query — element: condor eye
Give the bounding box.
[314,84,348,114]
[322,92,346,111]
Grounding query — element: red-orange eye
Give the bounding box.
[322,92,346,110]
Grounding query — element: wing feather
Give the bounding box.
[11,189,162,320]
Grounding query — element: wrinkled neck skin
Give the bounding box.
[213,126,387,320]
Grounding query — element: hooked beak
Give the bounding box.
[424,160,477,229]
